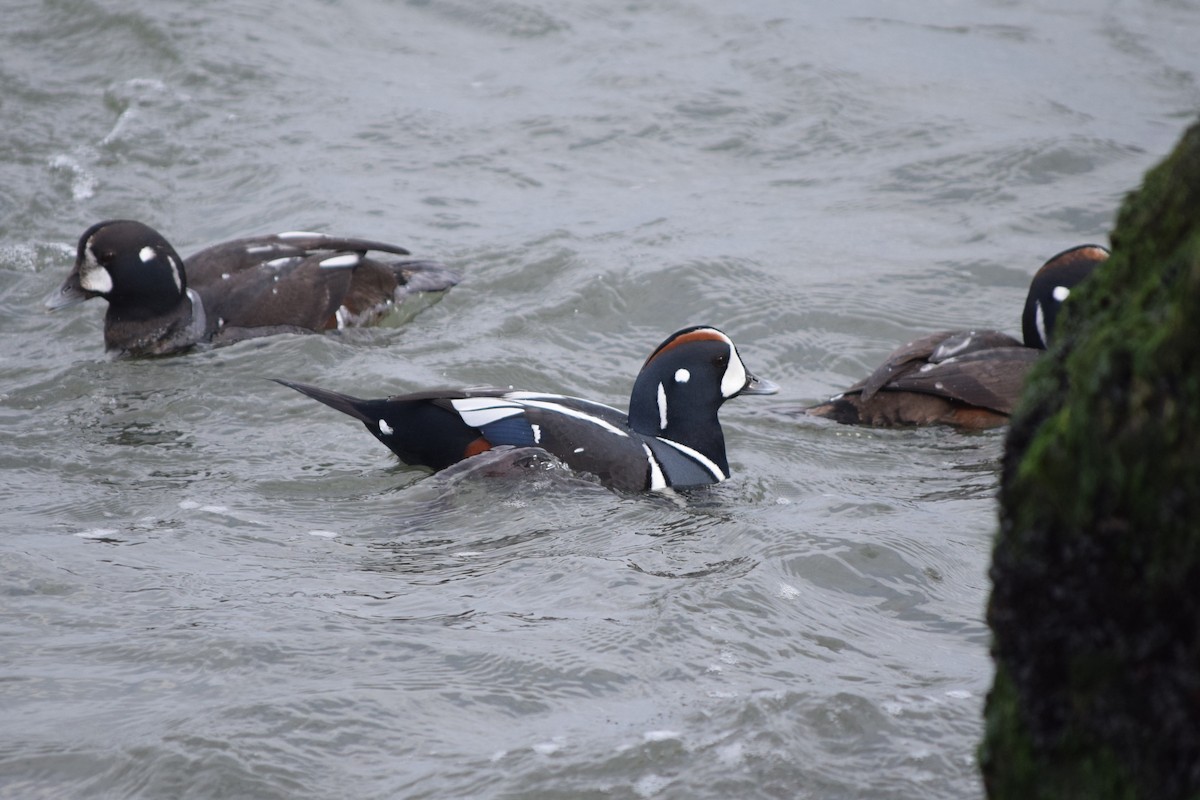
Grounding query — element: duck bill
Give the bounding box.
[44,270,92,311]
[741,372,780,396]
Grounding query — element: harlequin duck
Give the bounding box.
[275,326,779,492]
[44,219,460,356]
[800,243,1108,429]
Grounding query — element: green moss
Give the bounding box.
[983,120,1200,799]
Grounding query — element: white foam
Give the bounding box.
[777,582,801,600]
[74,528,119,539]
[47,153,97,201]
[634,774,672,797]
[307,530,339,538]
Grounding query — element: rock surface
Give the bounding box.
[982,120,1200,799]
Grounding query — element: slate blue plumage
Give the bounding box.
[277,326,778,491]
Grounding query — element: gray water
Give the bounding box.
[2,1,1197,797]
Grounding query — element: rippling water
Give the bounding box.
[2,1,1197,797]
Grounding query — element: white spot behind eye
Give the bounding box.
[139,246,156,263]
[378,419,394,435]
[1052,285,1070,302]
[657,382,668,430]
[674,368,690,383]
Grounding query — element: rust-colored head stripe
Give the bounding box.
[643,327,729,368]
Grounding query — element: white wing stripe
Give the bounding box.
[451,397,525,428]
[517,400,629,437]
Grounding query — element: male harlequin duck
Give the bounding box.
[800,243,1109,429]
[276,326,779,492]
[44,219,460,356]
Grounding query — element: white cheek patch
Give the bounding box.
[378,419,394,435]
[657,382,668,430]
[720,343,748,398]
[79,264,113,294]
[79,240,113,294]
[674,368,690,383]
[1052,285,1071,302]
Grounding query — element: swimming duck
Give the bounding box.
[800,244,1108,429]
[276,326,778,491]
[44,219,459,356]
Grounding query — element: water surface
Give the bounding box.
[2,1,1197,797]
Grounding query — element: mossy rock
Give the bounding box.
[982,120,1200,800]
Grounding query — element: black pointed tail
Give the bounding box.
[273,379,377,425]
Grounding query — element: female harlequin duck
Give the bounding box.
[801,243,1109,429]
[276,326,779,492]
[44,219,459,356]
